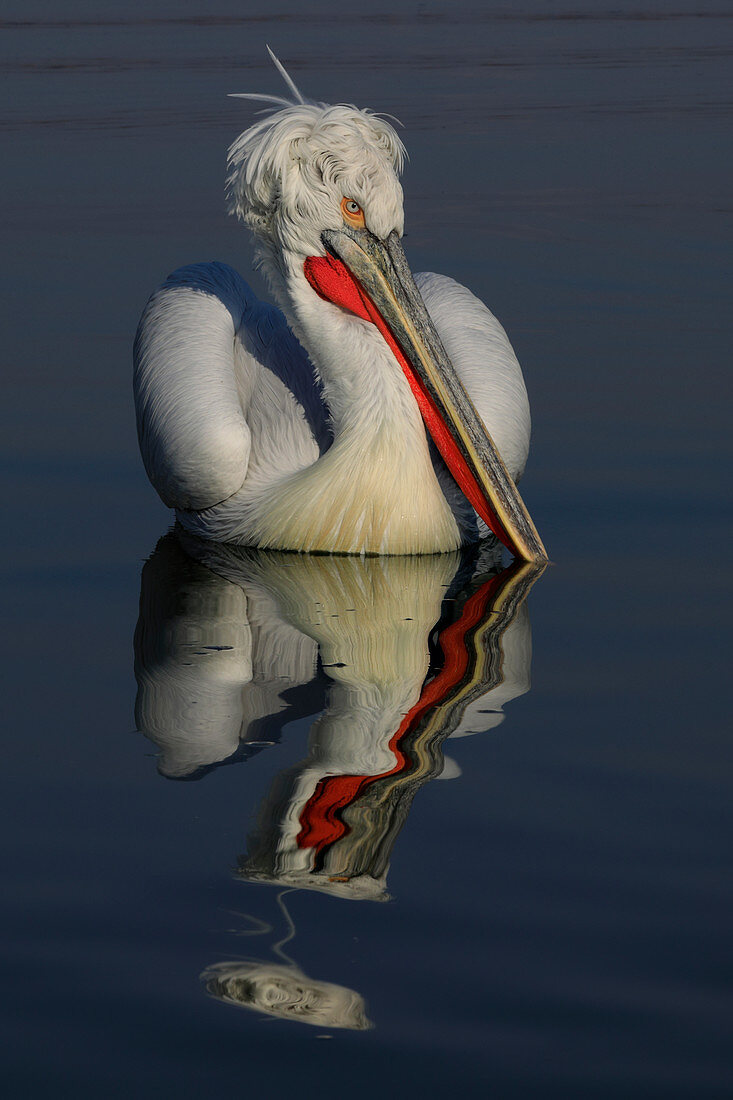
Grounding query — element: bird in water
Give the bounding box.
[133,51,547,560]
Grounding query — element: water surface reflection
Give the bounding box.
[134,532,543,1027]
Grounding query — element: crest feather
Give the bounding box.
[228,46,311,110]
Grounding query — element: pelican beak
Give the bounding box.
[308,228,548,562]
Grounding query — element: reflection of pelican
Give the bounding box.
[133,52,546,560]
[203,960,371,1030]
[134,533,323,779]
[134,532,543,897]
[202,892,371,1031]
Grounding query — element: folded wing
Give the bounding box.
[133,262,331,512]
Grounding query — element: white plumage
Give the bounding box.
[134,59,534,556]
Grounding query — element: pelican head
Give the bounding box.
[227,100,405,263]
[226,54,547,562]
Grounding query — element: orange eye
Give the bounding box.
[341,197,365,228]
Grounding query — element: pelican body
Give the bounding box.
[134,58,546,559]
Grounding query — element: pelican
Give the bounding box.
[133,51,546,559]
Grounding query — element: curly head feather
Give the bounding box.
[227,52,406,257]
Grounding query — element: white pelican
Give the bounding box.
[133,52,546,559]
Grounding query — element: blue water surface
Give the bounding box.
[2,2,732,1096]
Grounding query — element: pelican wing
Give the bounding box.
[133,262,331,512]
[416,272,531,484]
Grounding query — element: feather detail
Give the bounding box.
[266,45,307,105]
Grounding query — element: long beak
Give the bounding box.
[315,227,548,562]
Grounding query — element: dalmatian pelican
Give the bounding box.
[133,51,547,559]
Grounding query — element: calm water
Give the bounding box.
[2,2,732,1095]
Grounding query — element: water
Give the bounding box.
[2,2,732,1095]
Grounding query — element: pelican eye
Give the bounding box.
[340,197,365,228]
